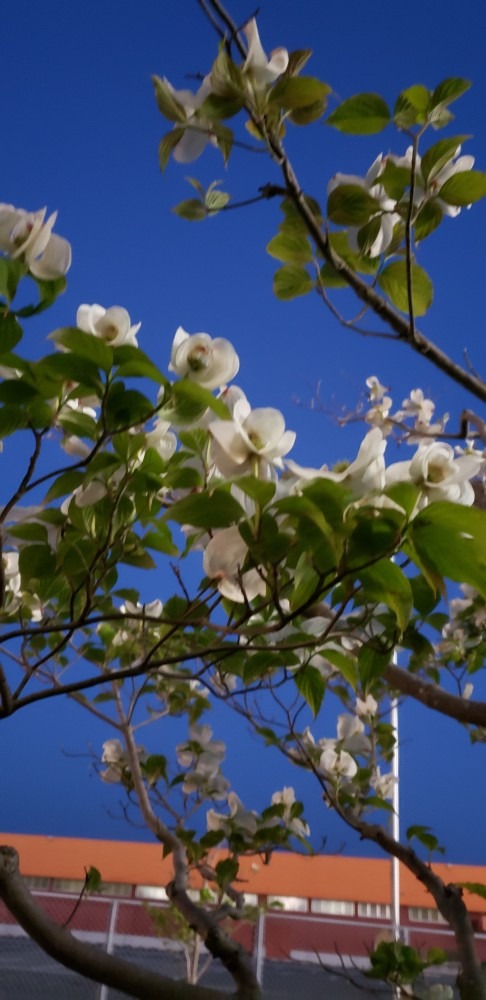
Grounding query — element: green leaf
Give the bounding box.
[356,217,382,256]
[327,93,390,134]
[172,380,230,420]
[376,161,411,201]
[421,135,469,184]
[438,170,486,206]
[166,490,245,529]
[378,261,433,316]
[269,76,331,110]
[215,857,239,888]
[158,128,186,170]
[113,345,167,384]
[210,49,244,101]
[291,553,321,611]
[294,665,325,716]
[359,559,413,632]
[50,327,113,373]
[18,544,56,580]
[143,526,178,556]
[410,502,486,599]
[199,93,243,120]
[456,882,486,901]
[431,77,471,108]
[0,380,40,404]
[172,199,207,221]
[105,387,153,428]
[413,200,443,242]
[288,100,328,125]
[273,265,313,300]
[0,258,26,303]
[205,189,230,213]
[0,404,27,436]
[410,574,439,615]
[285,49,313,77]
[152,75,187,123]
[327,185,381,226]
[37,352,103,391]
[322,648,358,689]
[394,85,431,127]
[267,231,313,265]
[0,313,23,354]
[406,825,444,854]
[85,866,103,894]
[234,476,276,507]
[45,470,86,502]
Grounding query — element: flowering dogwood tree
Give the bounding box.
[0,4,486,999]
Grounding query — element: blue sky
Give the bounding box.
[2,0,486,864]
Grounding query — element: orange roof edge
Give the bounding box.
[1,833,486,912]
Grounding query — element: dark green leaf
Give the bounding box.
[269,76,331,110]
[0,259,26,303]
[172,199,207,221]
[294,665,325,716]
[166,490,244,529]
[410,502,486,598]
[327,185,381,226]
[0,314,22,354]
[152,75,187,123]
[158,128,186,170]
[50,327,113,373]
[288,100,328,125]
[359,559,413,632]
[113,345,167,384]
[327,93,390,134]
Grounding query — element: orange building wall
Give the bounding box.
[2,832,485,913]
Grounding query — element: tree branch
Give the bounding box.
[385,662,486,728]
[0,846,233,1000]
[121,715,261,999]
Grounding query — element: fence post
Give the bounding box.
[99,898,119,1000]
[254,910,265,987]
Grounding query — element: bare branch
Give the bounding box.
[0,846,234,1000]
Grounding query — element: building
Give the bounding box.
[1,832,486,968]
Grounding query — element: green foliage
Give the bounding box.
[327,93,391,134]
[273,264,314,300]
[378,261,434,316]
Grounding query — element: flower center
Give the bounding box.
[188,345,211,371]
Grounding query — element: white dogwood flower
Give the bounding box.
[242,19,289,88]
[287,427,386,497]
[77,304,141,347]
[0,203,71,279]
[203,526,266,603]
[169,326,239,390]
[386,441,480,506]
[144,419,177,460]
[209,397,295,477]
[320,747,358,780]
[270,787,310,838]
[164,75,214,163]
[207,792,258,839]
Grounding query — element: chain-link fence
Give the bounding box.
[0,891,467,998]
